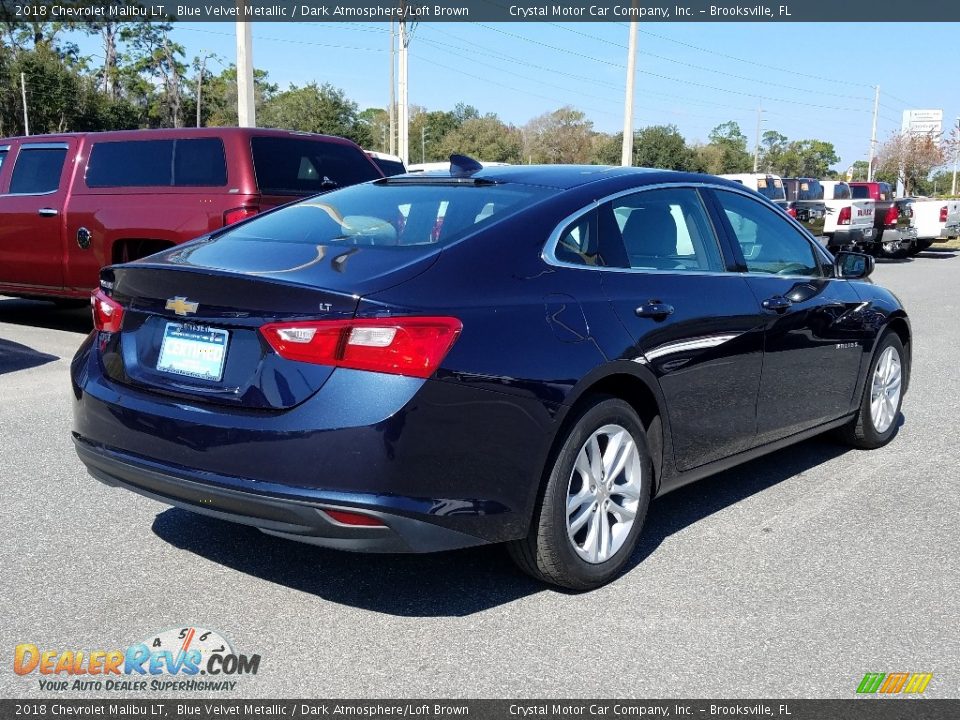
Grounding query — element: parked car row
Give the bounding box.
[720,172,960,259]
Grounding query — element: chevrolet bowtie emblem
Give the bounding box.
[165,296,199,316]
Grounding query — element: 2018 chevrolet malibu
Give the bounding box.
[72,159,910,590]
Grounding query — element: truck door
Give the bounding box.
[0,141,72,291]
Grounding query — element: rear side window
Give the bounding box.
[829,183,851,200]
[86,138,227,187]
[250,137,380,195]
[220,181,553,249]
[0,149,7,170]
[800,180,824,200]
[850,185,870,199]
[9,146,67,194]
[602,188,725,272]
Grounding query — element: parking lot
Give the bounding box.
[1,248,957,699]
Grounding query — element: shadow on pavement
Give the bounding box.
[0,338,60,375]
[0,297,91,335]
[151,434,857,616]
[916,250,956,260]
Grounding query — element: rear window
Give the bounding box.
[850,185,870,199]
[371,157,406,177]
[86,138,227,187]
[250,137,381,195]
[829,183,851,200]
[799,180,824,200]
[755,176,785,201]
[219,180,553,249]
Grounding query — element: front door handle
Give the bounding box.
[635,301,675,319]
[38,208,59,217]
[761,295,793,313]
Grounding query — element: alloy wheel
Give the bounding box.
[870,345,902,433]
[565,424,643,564]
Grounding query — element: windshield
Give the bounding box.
[220,180,555,249]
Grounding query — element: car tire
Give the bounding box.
[508,397,653,590]
[837,332,906,449]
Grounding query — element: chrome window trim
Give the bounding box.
[541,180,834,282]
[17,142,69,150]
[2,143,69,197]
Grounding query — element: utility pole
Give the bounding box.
[421,126,429,163]
[868,85,879,182]
[398,19,410,165]
[752,103,764,172]
[196,53,211,128]
[235,16,255,128]
[949,120,958,197]
[620,18,638,167]
[389,21,396,156]
[20,72,29,136]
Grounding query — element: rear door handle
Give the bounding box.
[761,295,793,313]
[635,301,675,319]
[38,208,58,217]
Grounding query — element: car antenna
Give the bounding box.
[449,154,483,178]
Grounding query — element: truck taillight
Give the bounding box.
[940,206,948,223]
[223,206,259,226]
[91,289,124,333]
[884,205,899,226]
[260,317,462,379]
[838,206,852,225]
[787,206,798,218]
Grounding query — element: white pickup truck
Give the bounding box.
[909,198,960,253]
[819,181,877,253]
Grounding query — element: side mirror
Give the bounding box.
[835,251,874,279]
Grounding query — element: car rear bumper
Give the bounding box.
[936,222,960,240]
[825,227,875,248]
[75,435,491,553]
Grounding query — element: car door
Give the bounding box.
[708,188,865,445]
[591,186,766,472]
[0,141,71,290]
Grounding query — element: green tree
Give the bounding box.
[706,121,752,173]
[260,82,370,146]
[436,114,523,163]
[409,107,460,162]
[523,106,594,164]
[775,139,839,178]
[200,66,276,127]
[631,124,693,170]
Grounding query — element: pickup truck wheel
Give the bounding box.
[837,332,906,450]
[508,397,653,590]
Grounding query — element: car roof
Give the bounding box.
[401,164,746,191]
[0,127,361,146]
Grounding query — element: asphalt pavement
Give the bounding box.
[1,248,958,699]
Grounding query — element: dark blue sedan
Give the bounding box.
[72,160,910,589]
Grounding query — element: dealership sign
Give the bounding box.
[901,109,943,135]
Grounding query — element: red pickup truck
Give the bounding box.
[0,127,382,301]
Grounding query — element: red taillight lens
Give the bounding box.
[940,206,948,223]
[884,205,899,226]
[223,205,259,226]
[838,206,852,225]
[322,509,385,527]
[260,316,462,379]
[787,207,798,218]
[91,289,124,333]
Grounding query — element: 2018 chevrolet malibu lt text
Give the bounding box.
[72,159,910,589]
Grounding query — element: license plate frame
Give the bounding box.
[156,322,229,382]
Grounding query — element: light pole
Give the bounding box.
[620,18,638,167]
[952,116,959,197]
[196,52,215,128]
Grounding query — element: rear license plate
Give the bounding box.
[157,323,229,381]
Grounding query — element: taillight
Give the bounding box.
[322,509,385,527]
[260,316,462,379]
[838,206,852,225]
[787,206,798,218]
[884,205,899,226]
[940,206,948,223]
[91,289,124,333]
[223,205,259,226]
